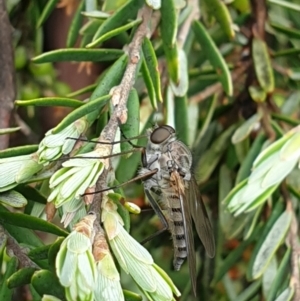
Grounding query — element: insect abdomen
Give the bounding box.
[164,190,188,271]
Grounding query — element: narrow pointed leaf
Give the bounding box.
[7,267,37,288]
[87,19,142,48]
[92,0,143,42]
[0,190,27,208]
[160,0,177,48]
[0,147,38,159]
[192,20,233,95]
[232,113,263,144]
[66,0,84,48]
[16,97,83,108]
[203,0,235,39]
[266,248,291,301]
[32,49,124,63]
[0,211,68,236]
[251,208,291,279]
[120,89,140,155]
[31,270,65,300]
[0,257,18,301]
[37,0,59,28]
[142,37,162,102]
[252,37,274,93]
[52,94,110,134]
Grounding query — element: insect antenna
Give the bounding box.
[65,133,147,146]
[82,168,158,195]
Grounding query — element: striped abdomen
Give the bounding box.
[162,187,187,271]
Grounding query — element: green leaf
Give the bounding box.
[192,20,233,95]
[194,94,218,146]
[252,37,274,93]
[0,127,20,135]
[142,37,162,102]
[203,0,235,39]
[15,185,47,204]
[67,83,97,98]
[141,57,157,110]
[123,289,143,301]
[174,95,188,146]
[31,270,65,300]
[273,48,300,57]
[87,19,142,48]
[236,133,266,184]
[52,94,111,134]
[0,190,27,208]
[280,131,300,161]
[164,42,180,83]
[66,0,84,47]
[84,53,128,124]
[120,89,140,157]
[274,287,294,301]
[32,49,124,63]
[92,0,143,42]
[235,280,262,301]
[28,245,52,261]
[108,193,130,232]
[261,156,298,188]
[196,124,237,183]
[170,48,188,97]
[268,0,300,11]
[251,209,292,279]
[246,200,285,280]
[0,257,18,301]
[270,22,300,39]
[36,0,59,28]
[262,256,277,298]
[15,97,83,108]
[253,132,292,167]
[232,113,263,144]
[0,146,38,159]
[0,204,43,247]
[48,237,64,272]
[243,205,263,240]
[160,0,177,48]
[7,267,37,288]
[0,211,68,237]
[249,85,267,102]
[266,248,291,301]
[81,11,110,19]
[212,226,260,284]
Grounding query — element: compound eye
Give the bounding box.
[151,125,175,144]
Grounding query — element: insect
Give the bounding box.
[138,125,215,295]
[80,124,215,295]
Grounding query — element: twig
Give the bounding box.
[281,185,300,301]
[286,200,300,301]
[190,61,251,104]
[250,0,267,40]
[90,5,154,216]
[177,0,200,48]
[0,0,16,149]
[5,229,39,269]
[14,113,39,143]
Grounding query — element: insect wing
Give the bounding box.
[188,176,215,258]
[171,171,197,295]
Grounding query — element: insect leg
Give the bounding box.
[140,189,169,245]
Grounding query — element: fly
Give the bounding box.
[76,124,216,295]
[139,125,215,295]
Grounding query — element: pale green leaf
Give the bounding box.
[252,210,292,279]
[0,190,27,208]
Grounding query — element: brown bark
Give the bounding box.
[0,0,16,149]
